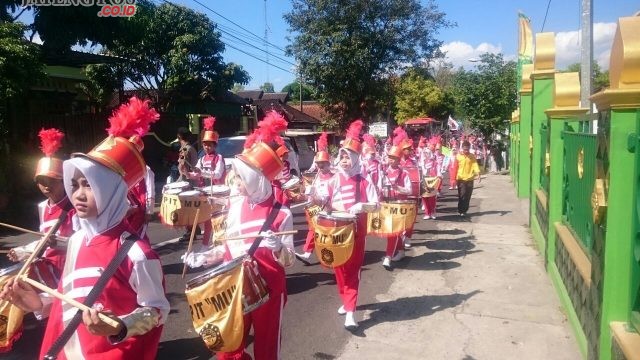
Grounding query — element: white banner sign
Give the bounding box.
[368,122,388,137]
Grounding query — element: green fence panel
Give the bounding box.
[563,131,597,252]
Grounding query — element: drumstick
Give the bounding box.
[0,222,68,242]
[16,211,68,279]
[181,208,201,279]
[20,276,122,330]
[0,249,11,253]
[218,230,298,242]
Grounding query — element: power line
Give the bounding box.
[189,0,288,53]
[541,0,552,32]
[224,43,293,74]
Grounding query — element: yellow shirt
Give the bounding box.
[456,153,480,181]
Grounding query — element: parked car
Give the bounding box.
[216,136,301,176]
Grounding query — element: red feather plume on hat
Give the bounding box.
[203,116,216,131]
[317,132,328,152]
[345,119,364,140]
[392,126,408,146]
[39,128,64,157]
[244,131,259,149]
[362,133,376,149]
[107,96,160,138]
[257,110,288,144]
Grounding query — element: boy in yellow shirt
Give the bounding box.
[456,141,481,216]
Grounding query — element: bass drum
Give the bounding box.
[404,167,422,199]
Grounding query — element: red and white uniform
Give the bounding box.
[37,197,76,272]
[361,157,381,191]
[326,173,379,312]
[195,152,226,186]
[381,167,412,257]
[39,221,169,360]
[421,155,440,217]
[126,166,155,241]
[302,171,334,253]
[217,195,294,360]
[272,160,292,207]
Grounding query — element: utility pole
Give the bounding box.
[264,0,270,83]
[580,0,593,113]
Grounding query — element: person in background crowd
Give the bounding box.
[456,141,481,216]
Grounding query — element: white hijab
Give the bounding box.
[232,158,272,204]
[338,148,361,178]
[63,157,129,240]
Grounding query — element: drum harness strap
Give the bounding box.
[44,233,140,360]
[247,202,283,257]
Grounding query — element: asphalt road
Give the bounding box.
[152,205,397,360]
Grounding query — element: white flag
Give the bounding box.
[448,115,459,131]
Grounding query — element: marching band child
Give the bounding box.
[1,97,170,360]
[297,132,334,262]
[183,112,295,360]
[421,141,442,220]
[395,127,417,249]
[126,135,155,241]
[324,120,379,329]
[361,134,381,191]
[380,140,412,269]
[185,116,225,246]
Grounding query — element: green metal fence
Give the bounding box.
[562,131,597,252]
[540,123,550,194]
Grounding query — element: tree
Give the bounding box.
[0,22,44,101]
[563,62,609,93]
[231,83,245,94]
[260,82,275,93]
[84,2,249,110]
[285,0,452,129]
[450,53,517,139]
[281,81,314,103]
[394,68,454,122]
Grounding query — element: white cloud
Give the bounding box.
[439,22,616,71]
[438,41,503,69]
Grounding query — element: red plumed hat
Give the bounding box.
[35,128,65,180]
[238,111,287,181]
[315,132,330,162]
[342,119,363,153]
[202,116,219,143]
[74,96,159,188]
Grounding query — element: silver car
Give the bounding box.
[216,136,301,176]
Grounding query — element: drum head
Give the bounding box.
[180,190,202,197]
[210,185,230,195]
[318,211,356,221]
[282,176,300,189]
[164,188,182,195]
[186,256,245,289]
[165,181,190,190]
[0,263,21,277]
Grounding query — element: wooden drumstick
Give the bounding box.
[181,208,201,279]
[16,211,69,278]
[219,230,298,242]
[20,276,122,330]
[0,222,68,242]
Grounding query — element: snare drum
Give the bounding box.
[184,256,269,352]
[313,212,356,268]
[0,263,24,352]
[163,181,190,193]
[160,190,213,226]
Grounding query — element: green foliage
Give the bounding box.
[260,82,275,93]
[285,0,452,129]
[85,2,250,110]
[281,81,314,102]
[563,62,609,93]
[231,83,245,93]
[0,21,44,100]
[450,53,517,138]
[394,68,454,123]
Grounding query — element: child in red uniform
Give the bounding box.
[1,97,170,360]
[298,132,334,262]
[380,142,412,269]
[184,112,295,360]
[325,120,379,329]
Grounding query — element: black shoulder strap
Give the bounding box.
[44,233,140,360]
[247,202,282,257]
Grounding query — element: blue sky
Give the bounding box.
[20,1,639,90]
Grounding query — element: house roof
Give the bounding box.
[253,99,320,125]
[236,90,264,101]
[40,47,123,67]
[261,92,290,102]
[298,102,328,121]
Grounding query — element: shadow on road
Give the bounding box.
[287,271,336,295]
[157,336,213,360]
[350,290,482,335]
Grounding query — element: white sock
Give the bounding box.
[344,311,358,327]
